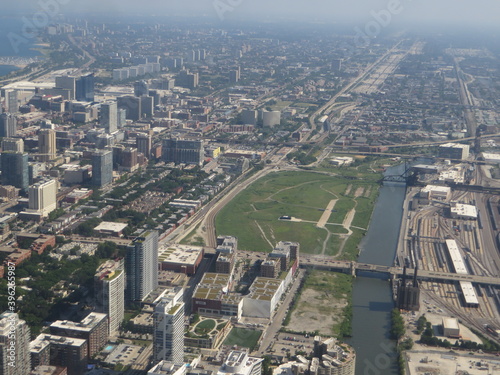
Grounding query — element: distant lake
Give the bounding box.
[0,16,42,77]
[0,65,20,77]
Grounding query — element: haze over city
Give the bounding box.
[1,1,500,375]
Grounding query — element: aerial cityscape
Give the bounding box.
[1,1,500,375]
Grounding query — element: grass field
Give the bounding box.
[222,328,262,350]
[216,170,379,259]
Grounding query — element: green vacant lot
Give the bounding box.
[222,328,262,350]
[215,170,378,258]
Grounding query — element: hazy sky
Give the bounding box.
[6,0,500,29]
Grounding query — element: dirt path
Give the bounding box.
[344,184,352,195]
[316,199,338,228]
[254,220,274,248]
[354,187,365,198]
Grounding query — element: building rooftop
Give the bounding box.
[193,273,230,300]
[94,221,128,233]
[50,312,107,333]
[158,244,203,265]
[248,277,282,301]
[450,203,478,219]
[31,334,86,352]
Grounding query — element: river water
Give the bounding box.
[347,164,407,375]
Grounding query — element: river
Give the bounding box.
[347,164,407,375]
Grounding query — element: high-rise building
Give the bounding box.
[126,230,159,302]
[331,58,342,72]
[28,179,58,217]
[38,129,57,162]
[141,96,154,118]
[95,260,125,335]
[100,101,118,134]
[162,138,204,166]
[75,73,95,102]
[3,90,18,113]
[1,138,24,153]
[153,288,184,364]
[0,113,17,138]
[0,312,31,375]
[261,110,281,127]
[176,70,198,89]
[241,109,257,125]
[55,76,76,100]
[49,312,108,357]
[229,67,240,83]
[134,81,150,97]
[117,96,141,121]
[120,147,138,172]
[1,152,29,192]
[91,149,113,188]
[136,133,152,158]
[30,334,87,375]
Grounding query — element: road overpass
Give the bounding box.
[300,257,500,286]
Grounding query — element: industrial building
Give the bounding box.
[438,143,470,160]
[445,239,479,307]
[158,244,204,275]
[449,202,478,220]
[442,317,460,338]
[396,266,420,311]
[419,185,451,202]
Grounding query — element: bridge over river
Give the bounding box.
[300,256,500,287]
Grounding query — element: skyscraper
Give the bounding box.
[117,96,141,121]
[136,133,152,158]
[76,73,95,102]
[100,101,118,134]
[0,113,17,138]
[91,149,113,188]
[134,80,149,97]
[0,311,31,375]
[126,230,159,302]
[94,259,125,335]
[28,179,58,217]
[162,138,204,166]
[1,152,29,192]
[55,76,76,100]
[141,95,154,118]
[153,288,185,364]
[1,138,23,153]
[3,90,18,113]
[38,129,56,162]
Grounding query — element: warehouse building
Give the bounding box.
[158,244,204,275]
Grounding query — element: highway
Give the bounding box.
[308,40,404,131]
